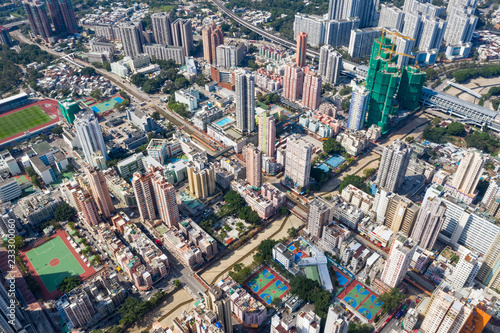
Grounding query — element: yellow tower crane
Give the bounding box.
[376,28,416,63]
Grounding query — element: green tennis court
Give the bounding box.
[0,106,51,141]
[26,236,84,293]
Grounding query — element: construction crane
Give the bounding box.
[375,28,416,63]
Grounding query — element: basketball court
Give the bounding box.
[246,266,290,305]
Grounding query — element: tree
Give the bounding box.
[323,138,344,155]
[59,276,82,293]
[54,202,76,222]
[405,136,414,143]
[81,67,96,76]
[379,287,406,313]
[174,280,181,288]
[31,174,42,188]
[280,207,289,216]
[257,239,279,262]
[3,236,25,250]
[90,89,103,101]
[25,166,36,177]
[152,111,161,120]
[339,175,370,194]
[447,122,465,136]
[365,277,371,285]
[287,227,297,238]
[51,126,63,135]
[431,117,441,126]
[271,298,282,306]
[348,322,372,333]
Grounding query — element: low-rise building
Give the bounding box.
[327,195,364,229]
[340,184,373,214]
[231,180,286,219]
[175,88,200,112]
[272,243,294,269]
[126,108,158,132]
[336,130,369,156]
[117,153,145,179]
[193,106,223,131]
[0,177,22,203]
[19,192,61,225]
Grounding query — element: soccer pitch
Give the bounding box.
[0,106,52,141]
[26,236,84,293]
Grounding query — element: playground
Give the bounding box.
[287,240,309,262]
[246,266,290,305]
[21,230,96,299]
[89,94,124,113]
[339,280,383,323]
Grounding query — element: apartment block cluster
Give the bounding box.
[230,180,286,220]
[55,272,127,330]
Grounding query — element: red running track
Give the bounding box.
[0,99,60,145]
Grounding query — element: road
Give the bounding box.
[4,19,29,28]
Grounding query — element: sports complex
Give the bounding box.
[246,266,290,305]
[338,280,383,323]
[20,230,95,299]
[0,99,60,146]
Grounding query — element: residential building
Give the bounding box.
[296,310,321,333]
[132,170,157,221]
[329,195,365,230]
[378,4,404,31]
[448,250,482,290]
[19,192,61,225]
[336,130,369,156]
[143,44,185,64]
[216,41,246,68]
[341,184,373,214]
[376,139,412,192]
[319,45,342,84]
[117,153,145,179]
[78,192,100,227]
[55,291,95,329]
[272,243,294,269]
[126,108,157,132]
[235,70,255,134]
[482,180,500,208]
[410,196,446,250]
[444,7,478,47]
[285,134,313,188]
[348,28,382,59]
[171,18,193,57]
[381,233,417,288]
[152,173,180,229]
[347,80,370,130]
[324,304,349,333]
[59,98,80,124]
[25,2,51,40]
[302,71,322,110]
[74,113,108,167]
[57,0,78,34]
[151,12,173,45]
[85,167,114,218]
[447,149,486,203]
[118,22,143,57]
[175,88,199,112]
[296,32,307,67]
[0,26,11,46]
[245,144,262,188]
[384,195,419,236]
[202,23,224,64]
[282,63,304,102]
[205,285,233,333]
[373,188,395,224]
[258,112,276,158]
[231,180,286,220]
[187,154,216,200]
[307,197,333,239]
[320,223,351,252]
[146,138,181,164]
[421,284,474,333]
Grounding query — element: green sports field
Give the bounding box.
[0,106,51,141]
[26,236,84,293]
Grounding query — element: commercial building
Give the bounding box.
[234,70,256,134]
[376,139,412,193]
[245,144,262,188]
[302,71,322,110]
[381,233,417,288]
[85,167,115,218]
[187,154,216,200]
[319,45,342,84]
[410,196,446,250]
[0,178,21,203]
[347,81,370,130]
[285,134,313,188]
[202,23,224,64]
[282,63,304,102]
[126,108,157,132]
[151,12,173,45]
[74,113,108,167]
[296,32,308,67]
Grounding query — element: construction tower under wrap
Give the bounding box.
[365,36,426,134]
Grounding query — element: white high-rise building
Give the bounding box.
[346,80,370,130]
[444,8,478,46]
[307,197,333,239]
[151,12,173,45]
[381,233,417,288]
[373,188,394,224]
[296,310,321,333]
[378,4,405,31]
[235,70,255,134]
[483,180,500,208]
[327,0,378,27]
[448,149,486,201]
[324,304,349,333]
[418,17,447,51]
[74,113,108,167]
[448,250,483,290]
[376,139,412,192]
[348,28,382,59]
[319,45,342,84]
[285,134,313,188]
[118,22,143,57]
[410,196,446,250]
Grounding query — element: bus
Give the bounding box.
[395,305,407,319]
